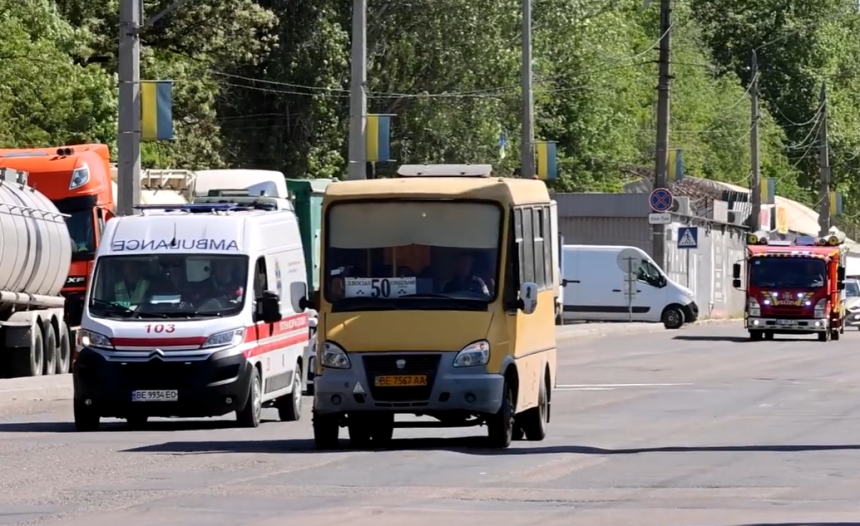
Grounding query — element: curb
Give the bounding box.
[556,318,742,342]
[0,375,72,405]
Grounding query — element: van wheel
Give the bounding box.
[277,365,303,422]
[313,411,340,449]
[55,322,71,374]
[519,376,549,441]
[74,399,100,431]
[236,367,262,428]
[487,380,514,448]
[42,324,57,376]
[661,306,684,329]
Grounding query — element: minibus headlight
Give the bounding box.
[202,328,245,348]
[453,340,490,368]
[321,341,350,369]
[80,329,113,349]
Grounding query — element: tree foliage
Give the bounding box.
[4,0,860,224]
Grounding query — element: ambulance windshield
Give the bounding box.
[324,200,502,309]
[88,254,249,320]
[749,257,826,289]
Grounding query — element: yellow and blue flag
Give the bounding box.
[535,141,557,180]
[140,81,174,142]
[366,114,391,163]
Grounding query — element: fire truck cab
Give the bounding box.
[732,229,847,342]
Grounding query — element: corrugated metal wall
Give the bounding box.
[554,193,746,319]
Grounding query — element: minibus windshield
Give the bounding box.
[88,254,249,320]
[325,200,502,310]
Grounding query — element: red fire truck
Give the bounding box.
[732,229,847,342]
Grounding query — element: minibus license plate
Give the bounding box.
[132,390,178,402]
[374,375,427,387]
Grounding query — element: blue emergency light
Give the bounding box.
[134,203,241,213]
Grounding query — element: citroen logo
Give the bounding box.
[396,359,406,369]
[148,349,164,361]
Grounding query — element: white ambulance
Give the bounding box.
[73,197,311,431]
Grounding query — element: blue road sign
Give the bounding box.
[649,188,673,212]
[677,226,698,249]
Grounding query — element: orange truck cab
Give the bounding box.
[0,144,115,356]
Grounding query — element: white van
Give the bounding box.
[73,200,311,431]
[561,245,698,329]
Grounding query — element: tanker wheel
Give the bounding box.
[55,321,71,375]
[41,324,57,376]
[9,327,44,377]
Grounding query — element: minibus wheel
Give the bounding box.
[313,411,340,449]
[487,380,514,448]
[519,377,548,441]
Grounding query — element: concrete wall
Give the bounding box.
[554,193,746,319]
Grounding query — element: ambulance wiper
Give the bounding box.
[90,299,135,316]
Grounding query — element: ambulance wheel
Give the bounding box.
[74,400,100,431]
[126,415,148,429]
[41,323,57,376]
[661,306,684,329]
[236,367,262,428]
[277,364,303,422]
[313,411,340,449]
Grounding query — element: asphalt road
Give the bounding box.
[2,323,860,525]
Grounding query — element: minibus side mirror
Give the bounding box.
[519,282,538,315]
[258,290,281,323]
[732,263,741,279]
[290,281,309,313]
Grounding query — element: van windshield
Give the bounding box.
[88,254,249,320]
[324,200,502,311]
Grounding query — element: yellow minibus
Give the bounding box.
[295,164,557,449]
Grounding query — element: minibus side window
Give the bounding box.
[504,208,522,310]
[533,206,546,290]
[541,205,553,288]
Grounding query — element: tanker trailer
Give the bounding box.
[0,169,73,377]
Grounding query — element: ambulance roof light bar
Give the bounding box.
[396,164,493,177]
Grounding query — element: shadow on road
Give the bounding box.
[0,418,280,434]
[121,438,860,456]
[672,335,819,343]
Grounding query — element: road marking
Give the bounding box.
[555,387,615,391]
[555,383,693,389]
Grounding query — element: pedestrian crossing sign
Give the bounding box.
[677,227,698,249]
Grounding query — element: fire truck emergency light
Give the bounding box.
[816,227,846,246]
[746,230,770,245]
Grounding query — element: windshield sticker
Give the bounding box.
[112,239,240,251]
[344,277,417,298]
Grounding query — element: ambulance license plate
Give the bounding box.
[374,375,427,387]
[131,390,178,402]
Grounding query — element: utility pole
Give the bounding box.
[818,81,831,236]
[520,0,535,179]
[347,0,367,180]
[749,51,762,232]
[117,0,141,216]
[651,0,671,264]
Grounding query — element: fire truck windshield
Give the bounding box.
[749,257,826,289]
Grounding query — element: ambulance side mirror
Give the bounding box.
[258,290,281,323]
[290,281,309,313]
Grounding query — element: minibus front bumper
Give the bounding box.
[73,347,253,418]
[313,351,504,416]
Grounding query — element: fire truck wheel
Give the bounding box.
[750,331,763,341]
[818,331,828,342]
[764,331,774,340]
[831,329,840,341]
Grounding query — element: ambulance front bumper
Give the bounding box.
[746,317,828,332]
[73,347,253,418]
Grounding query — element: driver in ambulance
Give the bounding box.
[209,259,245,301]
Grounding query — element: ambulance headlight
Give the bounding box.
[453,340,490,368]
[80,329,113,349]
[202,328,245,348]
[321,341,350,369]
